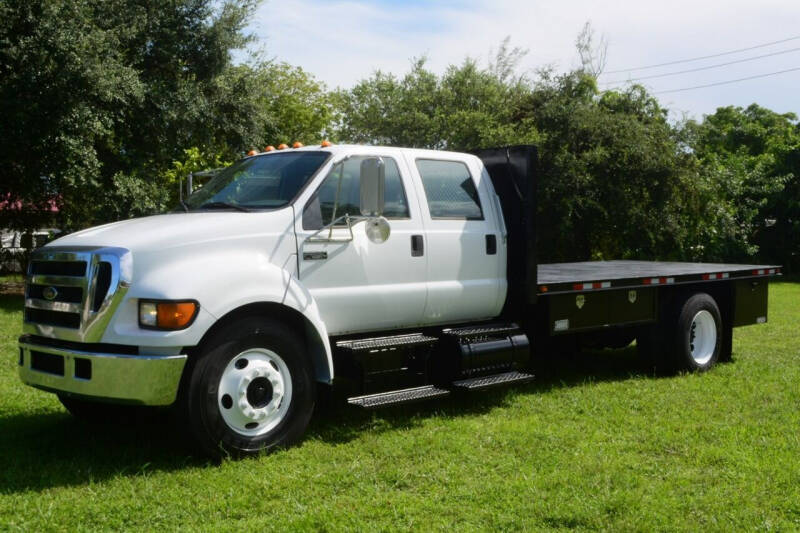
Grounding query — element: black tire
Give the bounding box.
[181,316,316,458]
[674,293,722,372]
[637,292,722,374]
[58,395,153,424]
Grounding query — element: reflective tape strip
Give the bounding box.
[572,281,612,291]
[643,277,675,285]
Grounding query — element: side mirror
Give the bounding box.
[359,157,385,217]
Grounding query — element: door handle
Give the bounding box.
[411,235,424,257]
[486,234,497,255]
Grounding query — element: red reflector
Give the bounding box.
[573,284,583,291]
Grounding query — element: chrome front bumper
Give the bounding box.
[18,340,187,406]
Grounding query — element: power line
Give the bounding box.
[654,66,800,94]
[603,35,800,74]
[604,46,800,85]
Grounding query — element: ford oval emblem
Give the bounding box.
[42,286,58,301]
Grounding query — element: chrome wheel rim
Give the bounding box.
[689,310,717,366]
[217,348,292,436]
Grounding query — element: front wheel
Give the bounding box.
[182,317,316,458]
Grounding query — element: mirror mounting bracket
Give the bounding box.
[306,213,367,243]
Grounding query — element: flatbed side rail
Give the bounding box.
[537,266,781,296]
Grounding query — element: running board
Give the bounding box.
[347,385,450,409]
[451,370,534,391]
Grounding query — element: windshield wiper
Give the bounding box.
[197,201,251,212]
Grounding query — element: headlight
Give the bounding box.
[138,300,199,330]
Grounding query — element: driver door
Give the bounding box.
[295,154,428,335]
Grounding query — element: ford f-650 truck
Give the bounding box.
[18,144,780,457]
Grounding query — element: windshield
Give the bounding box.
[184,151,330,211]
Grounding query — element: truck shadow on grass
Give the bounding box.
[308,346,652,445]
[0,341,654,494]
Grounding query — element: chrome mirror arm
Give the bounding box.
[306,214,369,243]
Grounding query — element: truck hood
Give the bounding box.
[47,209,297,254]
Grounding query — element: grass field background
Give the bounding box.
[0,280,798,531]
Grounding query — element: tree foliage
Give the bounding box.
[1,5,797,270]
[333,57,538,151]
[0,0,264,231]
[688,105,799,267]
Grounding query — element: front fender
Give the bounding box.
[99,247,334,382]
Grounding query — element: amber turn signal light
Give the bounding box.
[139,300,199,330]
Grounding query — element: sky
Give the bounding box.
[246,0,800,120]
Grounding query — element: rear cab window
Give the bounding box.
[415,159,483,220]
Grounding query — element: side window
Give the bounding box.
[416,159,483,219]
[303,156,410,229]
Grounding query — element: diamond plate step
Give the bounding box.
[347,385,450,409]
[442,323,520,338]
[337,333,438,353]
[451,370,534,391]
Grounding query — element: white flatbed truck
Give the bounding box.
[18,144,780,456]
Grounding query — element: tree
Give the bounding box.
[575,21,607,77]
[251,62,334,146]
[689,104,798,268]
[522,73,699,262]
[333,55,538,151]
[0,0,264,232]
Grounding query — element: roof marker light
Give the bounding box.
[247,149,258,156]
[293,142,304,148]
[277,143,288,150]
[264,145,275,152]
[321,140,332,147]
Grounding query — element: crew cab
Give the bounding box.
[18,144,780,457]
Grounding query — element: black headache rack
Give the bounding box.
[472,145,538,318]
[472,145,782,338]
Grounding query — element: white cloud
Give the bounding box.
[245,0,800,118]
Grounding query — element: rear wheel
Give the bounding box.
[182,317,315,458]
[637,292,723,373]
[675,293,722,372]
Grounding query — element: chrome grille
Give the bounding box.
[23,247,132,342]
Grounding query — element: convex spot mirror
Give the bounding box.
[365,216,391,244]
[359,157,385,217]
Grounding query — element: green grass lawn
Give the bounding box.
[0,283,798,531]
